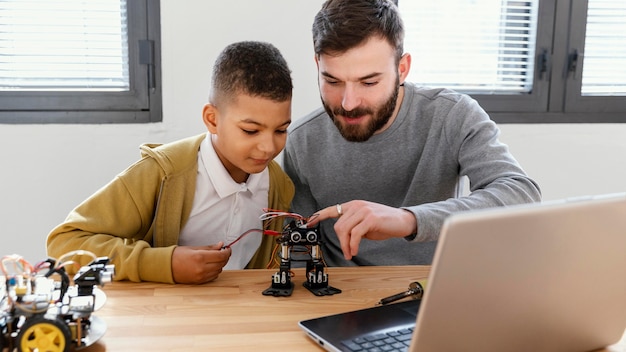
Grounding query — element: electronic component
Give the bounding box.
[0,252,114,351]
[262,218,341,297]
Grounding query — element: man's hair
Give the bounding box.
[210,41,292,105]
[312,0,404,62]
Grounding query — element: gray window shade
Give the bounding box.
[581,0,626,96]
[0,0,129,92]
[399,0,538,94]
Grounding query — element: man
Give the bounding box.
[284,0,541,267]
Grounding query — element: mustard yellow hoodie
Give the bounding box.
[47,134,294,283]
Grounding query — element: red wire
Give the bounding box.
[222,229,262,249]
[222,229,284,249]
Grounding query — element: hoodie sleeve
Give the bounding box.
[46,156,176,284]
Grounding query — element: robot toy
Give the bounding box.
[0,252,114,352]
[262,215,341,297]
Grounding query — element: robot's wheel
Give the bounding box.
[0,322,7,351]
[17,315,71,352]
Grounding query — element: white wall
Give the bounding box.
[1,0,625,263]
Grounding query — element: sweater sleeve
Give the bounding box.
[407,95,541,241]
[46,158,176,284]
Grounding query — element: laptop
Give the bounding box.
[299,193,626,352]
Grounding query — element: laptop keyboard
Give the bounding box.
[341,327,414,352]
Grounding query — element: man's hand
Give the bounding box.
[307,200,417,260]
[171,243,231,284]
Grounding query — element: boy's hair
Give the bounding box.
[210,41,292,105]
[312,0,404,62]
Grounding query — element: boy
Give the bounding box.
[47,41,294,284]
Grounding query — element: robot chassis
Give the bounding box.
[1,254,114,352]
[262,219,341,297]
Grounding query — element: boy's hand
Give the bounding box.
[171,243,232,284]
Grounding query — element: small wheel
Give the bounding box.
[17,315,71,352]
[0,321,8,350]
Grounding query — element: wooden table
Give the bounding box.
[79,266,625,352]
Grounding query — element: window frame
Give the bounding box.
[561,0,626,114]
[470,0,554,114]
[399,0,626,124]
[0,0,162,124]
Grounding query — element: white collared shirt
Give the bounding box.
[179,133,269,269]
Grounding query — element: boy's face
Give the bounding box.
[203,93,291,183]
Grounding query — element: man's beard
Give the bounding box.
[322,81,399,142]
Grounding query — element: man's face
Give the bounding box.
[316,36,408,142]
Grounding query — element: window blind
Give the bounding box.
[399,0,538,94]
[0,0,129,91]
[581,0,626,96]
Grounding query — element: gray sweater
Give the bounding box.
[284,82,541,266]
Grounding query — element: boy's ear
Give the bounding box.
[202,103,219,133]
